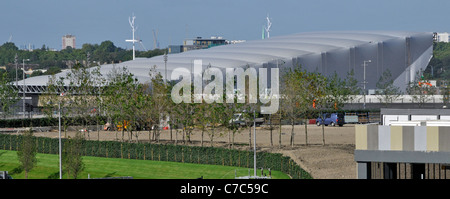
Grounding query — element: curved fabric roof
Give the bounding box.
[17,30,433,92]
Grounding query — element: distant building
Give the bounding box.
[226,40,246,44]
[20,43,35,51]
[169,36,233,54]
[168,45,183,54]
[62,34,76,50]
[188,36,226,48]
[434,32,450,42]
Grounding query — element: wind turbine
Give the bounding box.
[136,36,147,51]
[264,14,272,39]
[153,29,160,49]
[126,13,139,60]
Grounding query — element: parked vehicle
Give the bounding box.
[316,113,344,127]
[103,122,115,131]
[230,113,265,127]
[0,171,13,179]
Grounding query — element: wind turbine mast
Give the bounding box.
[264,14,272,39]
[153,29,160,49]
[126,13,139,60]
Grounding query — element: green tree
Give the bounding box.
[0,42,19,65]
[407,70,437,107]
[327,72,351,111]
[63,132,85,179]
[344,69,361,98]
[376,69,402,107]
[44,66,62,75]
[17,129,37,179]
[221,94,245,149]
[0,71,19,118]
[281,67,306,147]
[103,66,144,142]
[194,100,211,147]
[148,67,169,143]
[308,73,328,145]
[66,63,98,140]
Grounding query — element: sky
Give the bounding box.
[1,0,449,50]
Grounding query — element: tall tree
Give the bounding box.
[221,94,245,149]
[103,66,141,142]
[17,129,37,179]
[148,70,169,142]
[194,100,211,147]
[66,63,98,140]
[281,67,306,147]
[308,73,328,145]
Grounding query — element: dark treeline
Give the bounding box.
[0,41,166,81]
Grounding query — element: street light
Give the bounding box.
[362,60,371,109]
[58,93,64,179]
[253,109,256,178]
[14,54,18,87]
[22,59,30,119]
[46,92,65,179]
[164,52,168,84]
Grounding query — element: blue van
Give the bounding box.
[316,113,344,127]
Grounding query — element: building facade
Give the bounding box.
[169,36,227,54]
[17,31,434,95]
[62,34,76,50]
[355,109,450,179]
[434,32,450,43]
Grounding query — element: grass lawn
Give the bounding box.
[0,150,290,179]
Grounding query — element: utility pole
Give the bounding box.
[22,59,30,119]
[253,109,256,178]
[14,54,18,87]
[58,92,65,179]
[86,52,90,67]
[164,52,168,84]
[58,99,62,179]
[363,60,371,109]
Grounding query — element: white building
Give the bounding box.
[434,32,450,42]
[19,31,433,94]
[62,34,76,50]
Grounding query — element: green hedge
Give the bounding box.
[0,133,311,179]
[0,116,108,128]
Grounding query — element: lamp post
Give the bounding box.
[22,59,30,119]
[164,52,168,84]
[14,54,18,87]
[363,60,371,109]
[253,109,256,178]
[47,93,64,179]
[58,93,65,179]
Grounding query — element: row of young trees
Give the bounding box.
[41,62,365,149]
[17,129,85,179]
[280,64,360,146]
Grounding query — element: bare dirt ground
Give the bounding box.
[29,124,356,179]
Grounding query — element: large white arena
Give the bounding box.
[18,31,433,94]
